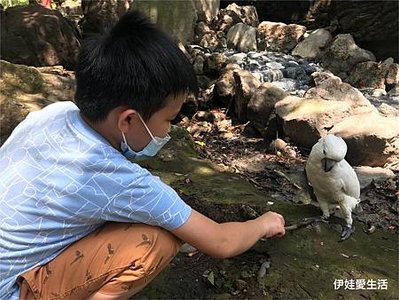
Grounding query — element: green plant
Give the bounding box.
[0,0,29,9]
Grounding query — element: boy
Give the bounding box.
[0,11,285,300]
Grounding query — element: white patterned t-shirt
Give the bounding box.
[0,101,192,299]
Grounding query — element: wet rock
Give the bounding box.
[195,21,212,38]
[206,52,228,74]
[283,66,307,79]
[273,79,297,91]
[265,62,284,70]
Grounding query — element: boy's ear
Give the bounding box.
[117,109,139,132]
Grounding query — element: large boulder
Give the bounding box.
[275,70,398,169]
[304,71,376,114]
[275,72,376,148]
[346,59,399,90]
[211,7,242,33]
[329,0,399,61]
[291,29,332,60]
[330,113,399,170]
[226,23,257,52]
[133,0,198,44]
[0,4,80,70]
[213,63,242,105]
[346,61,385,90]
[319,34,376,78]
[194,0,220,24]
[0,60,76,145]
[275,95,351,148]
[232,69,261,123]
[258,21,306,53]
[247,83,287,138]
[224,3,259,27]
[80,0,133,36]
[81,0,198,44]
[275,96,399,170]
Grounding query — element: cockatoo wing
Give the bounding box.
[335,160,361,200]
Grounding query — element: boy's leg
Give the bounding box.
[18,222,181,300]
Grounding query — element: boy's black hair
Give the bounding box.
[74,10,198,122]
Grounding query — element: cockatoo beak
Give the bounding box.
[321,158,336,172]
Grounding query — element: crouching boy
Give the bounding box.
[0,11,285,300]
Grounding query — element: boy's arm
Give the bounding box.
[171,209,285,259]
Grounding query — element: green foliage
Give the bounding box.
[0,0,29,9]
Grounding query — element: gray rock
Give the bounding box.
[247,83,287,138]
[233,69,261,122]
[292,29,332,60]
[319,34,376,78]
[272,78,297,91]
[354,166,396,189]
[226,23,258,53]
[266,62,284,70]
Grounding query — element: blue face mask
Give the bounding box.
[120,114,171,160]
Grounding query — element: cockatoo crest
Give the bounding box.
[321,134,347,162]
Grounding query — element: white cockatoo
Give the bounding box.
[306,134,360,240]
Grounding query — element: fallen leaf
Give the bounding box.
[195,141,206,147]
[207,271,215,286]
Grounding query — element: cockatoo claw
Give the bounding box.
[340,225,354,241]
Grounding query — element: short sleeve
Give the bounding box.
[102,165,192,231]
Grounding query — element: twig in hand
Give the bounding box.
[273,169,302,190]
[284,217,322,231]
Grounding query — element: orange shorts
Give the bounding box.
[17,222,181,299]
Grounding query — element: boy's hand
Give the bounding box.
[172,209,286,259]
[256,211,286,238]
